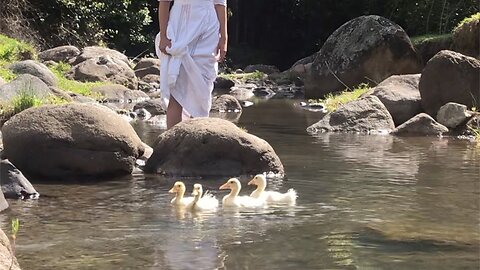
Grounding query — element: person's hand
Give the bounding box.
[159,35,172,55]
[216,36,228,62]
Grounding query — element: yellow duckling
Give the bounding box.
[168,181,195,207]
[248,174,297,206]
[190,183,219,211]
[219,178,265,208]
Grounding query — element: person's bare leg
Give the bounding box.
[167,96,183,129]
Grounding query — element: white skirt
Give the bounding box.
[155,0,220,118]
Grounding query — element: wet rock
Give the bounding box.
[244,64,280,74]
[69,56,138,90]
[8,60,58,86]
[419,50,480,116]
[437,102,472,128]
[39,45,80,63]
[392,113,449,136]
[0,159,39,199]
[453,18,479,59]
[307,95,395,134]
[0,229,20,269]
[214,76,235,89]
[371,74,422,126]
[211,94,242,113]
[71,46,130,66]
[2,103,145,179]
[133,99,165,116]
[0,74,52,103]
[145,118,284,177]
[300,101,327,113]
[305,15,421,98]
[92,84,149,103]
[133,58,160,79]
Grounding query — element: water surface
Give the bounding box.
[3,99,479,269]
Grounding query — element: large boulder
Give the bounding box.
[305,15,421,98]
[371,74,422,126]
[39,45,80,63]
[145,118,284,177]
[436,102,472,128]
[307,95,395,134]
[0,229,20,270]
[0,74,52,103]
[92,84,149,103]
[133,58,160,79]
[1,103,145,179]
[69,56,138,89]
[419,50,480,116]
[8,60,58,86]
[72,46,130,66]
[453,18,479,59]
[392,113,449,136]
[0,159,39,199]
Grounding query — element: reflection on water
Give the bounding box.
[2,100,479,269]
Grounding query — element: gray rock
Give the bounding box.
[0,77,6,87]
[419,50,480,116]
[70,93,96,103]
[133,99,165,116]
[145,118,284,177]
[39,45,81,63]
[72,46,130,66]
[69,56,138,89]
[1,103,145,179]
[0,159,39,199]
[49,87,73,102]
[392,113,449,136]
[453,18,479,59]
[92,84,149,103]
[133,58,160,79]
[371,74,422,126]
[214,76,235,89]
[305,15,421,98]
[0,74,52,103]
[8,60,58,86]
[244,64,280,74]
[0,229,20,269]
[211,94,242,113]
[436,102,472,128]
[0,191,7,212]
[307,95,395,134]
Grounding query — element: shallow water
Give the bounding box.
[2,99,479,270]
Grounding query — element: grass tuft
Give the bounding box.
[453,12,480,33]
[220,71,266,82]
[0,34,36,62]
[410,34,453,46]
[313,83,371,112]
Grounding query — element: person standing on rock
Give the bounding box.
[155,0,228,129]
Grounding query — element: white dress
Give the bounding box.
[155,0,226,118]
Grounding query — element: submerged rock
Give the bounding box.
[0,159,39,199]
[2,103,145,179]
[145,118,284,177]
[371,74,422,126]
[392,113,449,136]
[419,50,480,116]
[307,95,395,134]
[436,102,472,128]
[305,15,421,98]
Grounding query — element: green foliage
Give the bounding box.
[0,34,36,62]
[410,33,452,46]
[454,12,480,32]
[315,83,371,112]
[49,62,104,98]
[11,91,44,114]
[220,71,266,82]
[0,63,17,82]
